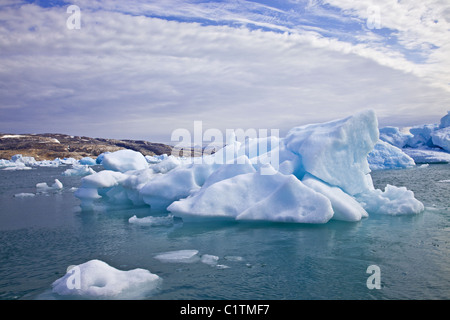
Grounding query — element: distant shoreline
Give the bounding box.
[0,133,173,161]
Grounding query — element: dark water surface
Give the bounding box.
[0,164,449,300]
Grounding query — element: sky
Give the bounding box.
[1,0,450,143]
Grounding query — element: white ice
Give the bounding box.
[75,110,425,222]
[14,193,35,198]
[62,163,95,177]
[51,259,161,300]
[368,140,415,170]
[36,179,63,192]
[356,185,424,215]
[128,214,174,226]
[154,250,200,263]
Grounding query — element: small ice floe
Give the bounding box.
[154,250,230,269]
[36,179,63,193]
[14,193,35,198]
[62,164,95,177]
[51,259,161,300]
[154,250,200,264]
[128,214,175,227]
[224,256,244,262]
[437,179,450,183]
[200,254,219,266]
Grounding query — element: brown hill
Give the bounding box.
[0,133,173,161]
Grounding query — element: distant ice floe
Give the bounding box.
[128,214,175,227]
[51,259,161,300]
[74,110,427,223]
[0,154,85,171]
[13,192,35,198]
[154,250,228,268]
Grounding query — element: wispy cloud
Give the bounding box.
[0,1,449,142]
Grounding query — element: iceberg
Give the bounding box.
[368,140,415,170]
[75,110,424,222]
[51,259,161,299]
[36,179,63,192]
[377,112,450,164]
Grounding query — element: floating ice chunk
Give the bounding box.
[154,250,200,263]
[14,193,35,198]
[62,164,95,176]
[302,174,368,222]
[201,254,219,267]
[356,184,424,215]
[51,259,161,300]
[368,140,415,170]
[52,179,63,190]
[10,154,37,166]
[128,214,174,226]
[169,167,334,224]
[431,127,450,152]
[284,110,378,195]
[79,157,97,166]
[36,179,63,192]
[102,149,148,173]
[224,256,244,262]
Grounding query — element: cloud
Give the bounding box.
[0,2,449,143]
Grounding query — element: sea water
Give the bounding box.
[0,164,449,300]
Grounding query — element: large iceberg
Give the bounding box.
[74,110,424,222]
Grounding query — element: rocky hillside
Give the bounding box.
[0,133,174,161]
